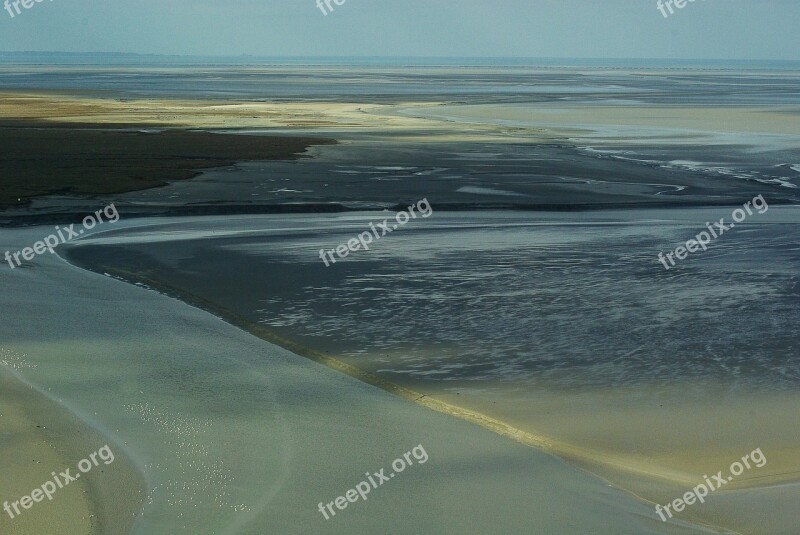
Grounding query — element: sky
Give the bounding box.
[0,0,798,61]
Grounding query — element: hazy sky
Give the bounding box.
[0,0,798,60]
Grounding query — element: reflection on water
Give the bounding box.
[248,214,800,389]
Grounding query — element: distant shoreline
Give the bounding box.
[2,52,800,70]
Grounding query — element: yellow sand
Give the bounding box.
[0,370,93,535]
[0,91,440,131]
[0,367,144,535]
[0,91,547,144]
[432,379,800,535]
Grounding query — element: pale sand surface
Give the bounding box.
[0,92,448,133]
[0,91,545,145]
[0,370,93,535]
[0,222,714,534]
[0,367,143,534]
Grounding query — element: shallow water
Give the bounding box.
[64,208,800,392]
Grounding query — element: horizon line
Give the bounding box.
[0,52,798,63]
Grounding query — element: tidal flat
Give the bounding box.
[2,62,799,534]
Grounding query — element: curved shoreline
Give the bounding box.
[0,363,145,534]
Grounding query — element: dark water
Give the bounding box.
[63,208,800,392]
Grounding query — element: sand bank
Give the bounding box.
[0,91,445,132]
[0,91,544,144]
